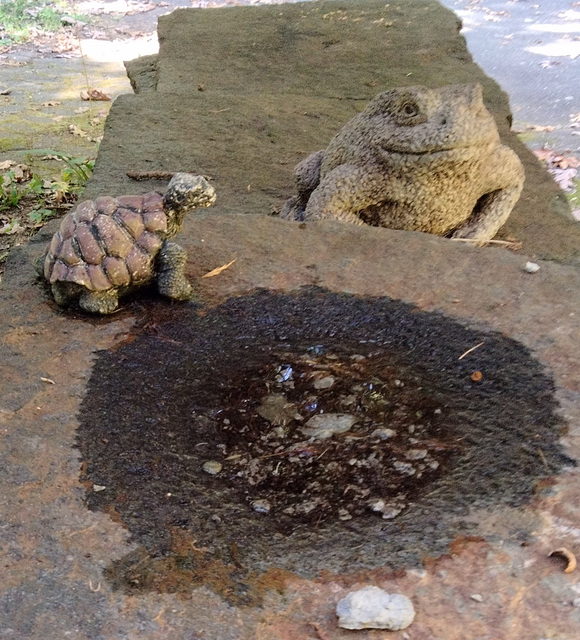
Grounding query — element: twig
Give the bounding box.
[537,447,549,470]
[201,259,237,278]
[451,238,522,247]
[127,171,177,181]
[309,622,332,640]
[458,341,484,360]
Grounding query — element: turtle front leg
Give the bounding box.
[156,241,193,301]
[79,289,119,314]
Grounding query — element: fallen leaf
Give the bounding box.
[548,166,577,190]
[68,124,88,137]
[0,160,15,171]
[41,101,61,107]
[527,124,555,132]
[0,220,24,235]
[201,258,237,278]
[80,88,111,102]
[12,163,30,182]
[0,88,11,96]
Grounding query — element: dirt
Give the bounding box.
[77,288,569,602]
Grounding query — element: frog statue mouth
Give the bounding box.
[76,288,569,603]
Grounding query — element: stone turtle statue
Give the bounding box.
[281,83,524,241]
[39,173,216,314]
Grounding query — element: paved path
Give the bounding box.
[440,0,580,152]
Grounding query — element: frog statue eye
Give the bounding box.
[401,101,420,118]
[389,95,428,126]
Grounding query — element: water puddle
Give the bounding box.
[77,287,569,603]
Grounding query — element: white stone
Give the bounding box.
[336,586,415,630]
[524,261,540,273]
[300,413,358,440]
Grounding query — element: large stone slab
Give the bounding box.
[88,0,580,263]
[2,1,580,637]
[1,215,579,638]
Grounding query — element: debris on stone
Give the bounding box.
[549,547,577,573]
[470,371,483,382]
[201,258,237,278]
[93,484,106,492]
[202,461,223,475]
[313,374,336,389]
[336,586,416,630]
[256,393,298,425]
[251,499,271,514]
[80,88,111,102]
[300,413,358,440]
[524,261,540,273]
[470,593,484,602]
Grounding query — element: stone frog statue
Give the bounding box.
[280,83,525,241]
[37,173,216,314]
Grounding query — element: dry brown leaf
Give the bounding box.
[548,166,577,190]
[555,155,580,169]
[68,124,88,138]
[201,259,237,278]
[41,101,61,107]
[527,124,555,132]
[80,88,111,102]
[533,148,554,162]
[12,164,31,182]
[549,548,577,573]
[0,160,15,171]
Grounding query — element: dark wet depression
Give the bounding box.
[77,288,570,603]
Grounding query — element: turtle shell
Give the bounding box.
[43,192,168,291]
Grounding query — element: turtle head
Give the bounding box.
[163,173,216,234]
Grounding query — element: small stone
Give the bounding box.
[256,393,298,425]
[350,354,366,361]
[336,586,415,630]
[202,461,223,475]
[368,499,385,512]
[405,448,428,460]
[470,593,484,603]
[393,461,416,475]
[338,508,353,521]
[252,499,271,514]
[524,261,540,273]
[572,597,580,608]
[301,413,358,440]
[381,505,404,520]
[313,375,335,389]
[93,484,106,492]
[371,428,396,440]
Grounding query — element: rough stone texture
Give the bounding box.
[111,0,580,263]
[280,83,525,241]
[1,213,580,638]
[1,1,580,638]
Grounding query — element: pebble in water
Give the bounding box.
[300,413,358,440]
[202,461,223,475]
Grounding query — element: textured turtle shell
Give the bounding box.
[43,192,167,291]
